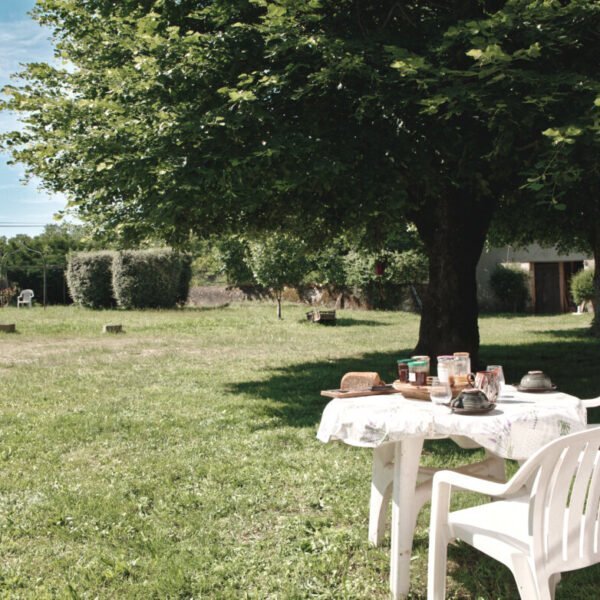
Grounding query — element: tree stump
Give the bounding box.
[103,324,123,334]
[0,323,16,333]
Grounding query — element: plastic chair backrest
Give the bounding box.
[517,428,600,575]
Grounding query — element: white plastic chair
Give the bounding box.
[16,289,34,308]
[427,427,600,600]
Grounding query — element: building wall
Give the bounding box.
[477,245,594,312]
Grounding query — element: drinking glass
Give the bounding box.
[487,365,505,397]
[429,377,452,405]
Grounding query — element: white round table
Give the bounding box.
[317,386,588,599]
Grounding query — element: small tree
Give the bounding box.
[310,238,351,308]
[571,269,595,312]
[217,236,256,287]
[249,234,308,319]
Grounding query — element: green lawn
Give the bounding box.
[0,304,599,598]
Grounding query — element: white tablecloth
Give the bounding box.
[317,386,587,460]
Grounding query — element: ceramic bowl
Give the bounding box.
[519,370,553,390]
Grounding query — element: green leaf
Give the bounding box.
[466,49,483,60]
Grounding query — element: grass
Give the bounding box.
[0,304,599,599]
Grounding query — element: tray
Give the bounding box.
[320,385,398,399]
[392,380,466,402]
[450,405,496,415]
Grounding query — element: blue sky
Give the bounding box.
[0,0,67,238]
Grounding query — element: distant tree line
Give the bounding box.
[1,223,428,312]
[0,224,99,304]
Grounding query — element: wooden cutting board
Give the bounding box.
[320,385,398,399]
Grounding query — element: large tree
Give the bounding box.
[2,0,599,362]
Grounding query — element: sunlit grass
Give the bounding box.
[0,305,598,598]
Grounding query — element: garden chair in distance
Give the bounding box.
[427,427,600,600]
[17,289,34,308]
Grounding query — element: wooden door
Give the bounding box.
[534,262,561,313]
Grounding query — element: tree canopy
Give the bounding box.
[2,0,599,359]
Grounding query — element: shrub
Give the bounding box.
[66,251,115,308]
[0,284,17,308]
[489,265,530,312]
[112,249,191,309]
[570,268,594,306]
[344,249,428,309]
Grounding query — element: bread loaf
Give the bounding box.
[340,371,384,391]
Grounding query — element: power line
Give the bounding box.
[0,223,48,227]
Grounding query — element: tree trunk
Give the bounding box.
[276,294,282,320]
[412,193,494,368]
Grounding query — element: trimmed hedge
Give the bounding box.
[112,249,191,309]
[66,251,116,308]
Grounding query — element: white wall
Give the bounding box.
[476,245,594,311]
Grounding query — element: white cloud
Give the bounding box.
[0,19,56,83]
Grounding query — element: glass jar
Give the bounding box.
[411,355,430,375]
[409,360,428,386]
[436,355,455,384]
[453,352,471,376]
[396,359,411,383]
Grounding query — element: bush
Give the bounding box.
[489,265,530,312]
[66,251,115,308]
[344,249,428,309]
[112,249,191,309]
[570,268,594,305]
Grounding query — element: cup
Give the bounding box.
[471,370,500,403]
[486,365,505,396]
[453,374,470,387]
[429,377,452,405]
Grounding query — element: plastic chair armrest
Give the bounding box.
[432,470,513,498]
[582,397,600,409]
